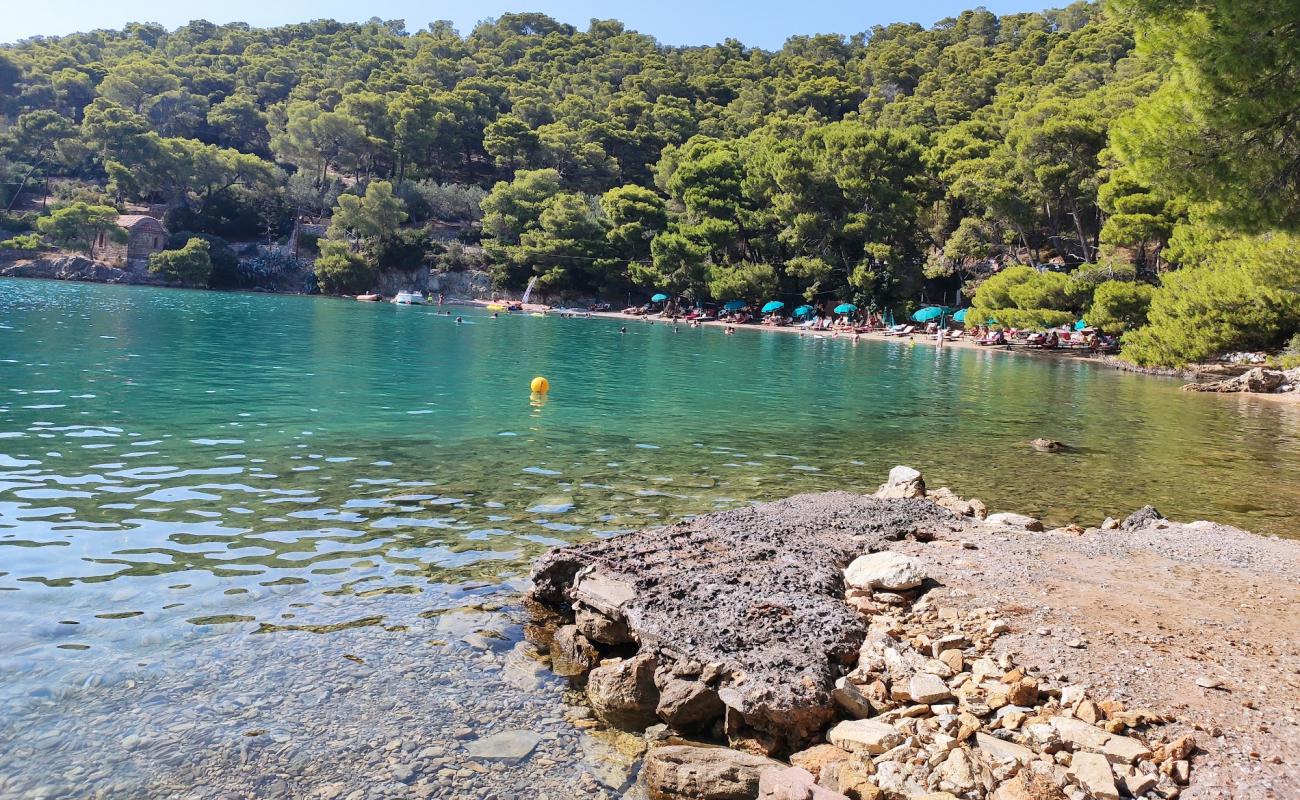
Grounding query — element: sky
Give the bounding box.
[1,0,1054,49]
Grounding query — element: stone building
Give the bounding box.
[92,214,167,269]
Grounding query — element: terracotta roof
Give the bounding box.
[117,214,164,229]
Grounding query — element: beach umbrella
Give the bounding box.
[793,305,814,318]
[761,300,785,314]
[650,293,669,303]
[834,303,858,314]
[953,309,969,323]
[1074,319,1088,331]
[723,300,747,311]
[912,306,945,322]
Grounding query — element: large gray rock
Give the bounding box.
[642,744,783,800]
[531,491,960,748]
[587,652,660,730]
[875,466,926,499]
[1121,505,1165,531]
[843,551,927,591]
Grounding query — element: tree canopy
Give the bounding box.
[2,2,1297,365]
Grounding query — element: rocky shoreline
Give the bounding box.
[525,469,1300,800]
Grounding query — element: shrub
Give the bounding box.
[0,233,43,249]
[1121,232,1300,366]
[170,231,238,287]
[314,240,373,295]
[148,237,213,287]
[1085,281,1154,335]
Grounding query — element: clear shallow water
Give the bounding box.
[1,278,1299,796]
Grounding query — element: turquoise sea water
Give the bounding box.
[1,277,1298,795]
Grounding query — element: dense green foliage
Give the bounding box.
[34,202,123,252]
[147,235,212,285]
[0,5,1159,303]
[1,1,1296,365]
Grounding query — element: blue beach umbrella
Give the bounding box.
[761,300,785,314]
[793,305,814,318]
[723,300,747,311]
[953,309,969,323]
[912,306,945,322]
[834,303,858,315]
[651,293,669,303]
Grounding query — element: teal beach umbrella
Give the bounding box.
[953,309,969,323]
[912,306,945,322]
[651,293,669,302]
[834,303,857,314]
[761,300,785,314]
[793,305,814,317]
[723,300,747,311]
[1074,319,1088,331]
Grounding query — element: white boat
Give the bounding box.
[392,291,425,305]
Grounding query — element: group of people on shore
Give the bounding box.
[613,301,1119,353]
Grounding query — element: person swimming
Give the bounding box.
[619,326,627,334]
[455,316,463,324]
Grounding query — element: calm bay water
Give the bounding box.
[1,277,1298,797]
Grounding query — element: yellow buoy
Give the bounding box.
[530,376,550,394]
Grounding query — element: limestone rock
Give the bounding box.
[1120,506,1165,531]
[464,729,542,763]
[574,571,637,618]
[789,744,851,781]
[1049,716,1111,751]
[550,625,599,677]
[844,552,927,592]
[758,766,850,800]
[827,719,904,755]
[576,604,633,644]
[876,466,925,499]
[642,744,783,800]
[985,513,1045,532]
[990,770,1067,800]
[974,732,1034,765]
[909,672,953,704]
[1099,734,1151,765]
[832,677,875,719]
[656,676,725,730]
[588,653,660,729]
[934,747,977,793]
[1069,752,1119,800]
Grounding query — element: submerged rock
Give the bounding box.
[587,653,660,729]
[642,744,782,800]
[464,729,542,763]
[1030,438,1066,452]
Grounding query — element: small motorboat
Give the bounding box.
[356,293,381,302]
[392,291,426,305]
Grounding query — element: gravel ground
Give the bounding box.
[878,507,1300,799]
